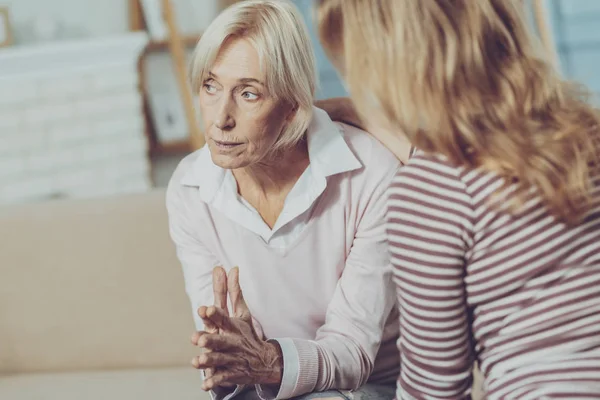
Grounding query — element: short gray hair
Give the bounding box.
[190,0,317,152]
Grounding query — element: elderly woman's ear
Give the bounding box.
[285,103,300,123]
[314,97,363,129]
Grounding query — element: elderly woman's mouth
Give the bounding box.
[214,140,243,149]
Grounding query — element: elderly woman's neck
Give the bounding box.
[233,141,309,196]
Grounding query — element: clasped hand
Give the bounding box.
[191,266,283,391]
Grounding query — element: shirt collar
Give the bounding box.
[180,106,362,203]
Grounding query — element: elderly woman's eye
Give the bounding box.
[204,84,217,94]
[242,91,259,100]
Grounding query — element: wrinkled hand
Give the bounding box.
[190,267,229,387]
[192,267,283,391]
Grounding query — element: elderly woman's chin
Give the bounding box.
[206,140,249,170]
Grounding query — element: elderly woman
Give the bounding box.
[165,1,403,399]
[317,0,600,399]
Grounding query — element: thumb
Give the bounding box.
[203,305,234,332]
[227,267,251,320]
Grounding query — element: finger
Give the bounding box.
[191,356,200,369]
[192,352,239,369]
[198,306,218,332]
[227,267,251,320]
[191,331,202,345]
[202,381,235,391]
[192,331,214,346]
[212,266,229,316]
[206,305,234,332]
[203,370,237,391]
[197,332,237,352]
[205,368,235,388]
[192,354,211,370]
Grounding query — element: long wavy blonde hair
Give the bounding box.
[317,0,600,224]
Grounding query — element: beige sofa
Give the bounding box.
[0,189,208,400]
[0,189,484,400]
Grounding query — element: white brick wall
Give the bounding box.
[0,32,150,205]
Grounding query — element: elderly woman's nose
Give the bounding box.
[214,97,235,130]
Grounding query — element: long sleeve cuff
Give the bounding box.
[201,369,246,400]
[256,338,319,400]
[210,385,245,400]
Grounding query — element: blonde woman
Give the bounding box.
[317,0,600,399]
[166,1,402,399]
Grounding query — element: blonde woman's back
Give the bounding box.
[387,151,600,399]
[316,0,600,398]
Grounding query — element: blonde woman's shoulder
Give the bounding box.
[335,122,400,174]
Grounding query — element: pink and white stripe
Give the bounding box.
[388,152,600,399]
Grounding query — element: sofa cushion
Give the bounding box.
[0,367,210,400]
[0,190,196,373]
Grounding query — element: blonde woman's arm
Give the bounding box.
[387,154,476,400]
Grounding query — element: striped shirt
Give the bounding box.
[387,151,600,399]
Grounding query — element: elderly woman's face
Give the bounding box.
[199,38,295,169]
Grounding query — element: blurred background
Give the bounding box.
[0,1,595,399]
[0,0,348,205]
[0,0,591,205]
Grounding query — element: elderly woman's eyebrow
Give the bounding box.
[207,71,264,86]
[238,77,264,85]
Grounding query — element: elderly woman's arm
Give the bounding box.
[166,176,221,333]
[166,175,246,400]
[256,144,400,399]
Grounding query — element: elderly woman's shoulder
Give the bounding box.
[165,149,204,195]
[172,151,201,181]
[335,122,400,171]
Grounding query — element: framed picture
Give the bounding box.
[143,52,190,144]
[0,7,13,48]
[139,0,221,41]
[142,49,203,152]
[140,0,168,41]
[132,0,235,154]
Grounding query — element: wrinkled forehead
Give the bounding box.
[204,35,278,95]
[208,37,265,81]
